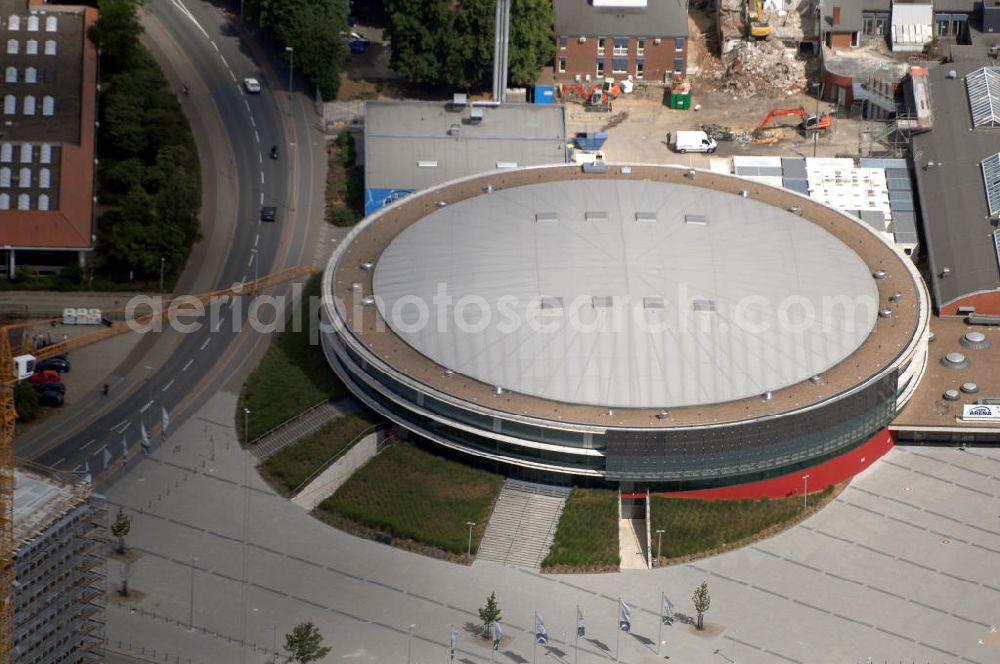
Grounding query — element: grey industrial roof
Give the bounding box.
[823,0,864,34]
[554,0,688,38]
[364,101,567,191]
[912,53,1000,310]
[372,179,878,409]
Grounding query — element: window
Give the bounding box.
[3,95,15,115]
[39,144,50,163]
[22,95,35,115]
[39,168,49,188]
[43,40,55,55]
[613,37,628,55]
[37,193,48,210]
[4,67,14,83]
[8,15,19,31]
[0,168,9,187]
[875,15,887,35]
[0,194,8,209]
[20,144,31,162]
[559,35,567,49]
[637,38,645,55]
[558,56,566,72]
[45,15,57,32]
[636,60,644,80]
[24,67,35,83]
[862,13,874,35]
[597,36,605,55]
[612,58,627,74]
[674,58,684,74]
[26,15,38,31]
[42,95,53,115]
[953,14,967,39]
[26,39,36,54]
[18,167,30,188]
[676,37,686,51]
[597,58,605,77]
[17,193,29,210]
[7,39,18,55]
[0,144,10,162]
[851,31,860,47]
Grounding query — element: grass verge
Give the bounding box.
[316,443,503,563]
[260,412,379,496]
[239,272,347,440]
[542,488,620,572]
[325,131,364,227]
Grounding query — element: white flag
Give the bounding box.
[121,434,128,465]
[141,421,150,446]
[161,407,170,437]
[662,594,674,626]
[619,599,631,633]
[102,447,112,471]
[535,612,548,645]
[490,621,502,651]
[450,626,457,661]
[577,606,585,637]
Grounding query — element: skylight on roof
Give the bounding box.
[966,67,1000,128]
[981,153,1000,215]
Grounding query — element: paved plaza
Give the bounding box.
[103,391,1000,664]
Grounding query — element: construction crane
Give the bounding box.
[747,0,771,38]
[0,263,314,662]
[756,107,832,134]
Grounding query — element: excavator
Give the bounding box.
[559,80,622,112]
[756,107,832,135]
[747,0,771,39]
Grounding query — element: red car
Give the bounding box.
[29,370,61,384]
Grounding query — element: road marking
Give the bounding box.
[182,359,193,372]
[139,400,154,414]
[244,99,251,113]
[211,40,219,51]
[53,457,65,467]
[81,438,95,450]
[259,172,264,185]
[259,192,264,205]
[162,379,175,392]
[111,419,128,433]
[229,70,237,84]
[167,0,209,39]
[200,338,211,351]
[220,55,229,69]
[251,116,256,130]
[254,233,259,247]
[258,152,262,164]
[247,255,253,267]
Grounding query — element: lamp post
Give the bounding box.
[655,529,665,567]
[159,256,165,291]
[731,630,737,664]
[244,407,250,447]
[466,521,476,557]
[188,555,199,630]
[802,474,810,511]
[285,46,294,100]
[407,624,415,664]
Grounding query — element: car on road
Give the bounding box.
[32,381,65,395]
[260,206,277,222]
[243,78,261,94]
[36,357,70,373]
[38,389,63,407]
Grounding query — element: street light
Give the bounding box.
[407,624,415,664]
[285,46,294,100]
[466,521,476,557]
[802,474,810,511]
[159,256,165,291]
[250,248,259,286]
[731,630,737,664]
[655,529,665,567]
[243,407,251,447]
[188,555,199,630]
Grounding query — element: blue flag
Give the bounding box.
[535,612,548,645]
[450,626,456,661]
[619,599,631,633]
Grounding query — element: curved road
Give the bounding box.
[17,0,325,471]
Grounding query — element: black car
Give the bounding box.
[36,357,70,373]
[260,206,277,222]
[39,390,64,407]
[32,381,65,395]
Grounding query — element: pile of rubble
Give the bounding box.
[700,39,808,99]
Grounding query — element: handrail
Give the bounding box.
[246,398,329,447]
[291,423,384,496]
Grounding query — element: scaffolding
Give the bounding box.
[12,463,106,663]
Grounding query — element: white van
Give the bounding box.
[672,130,718,154]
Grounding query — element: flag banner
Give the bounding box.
[662,595,674,626]
[577,606,585,637]
[491,621,502,651]
[450,627,457,660]
[102,447,112,471]
[83,460,91,483]
[121,435,128,465]
[619,599,631,633]
[161,407,170,436]
[141,421,150,446]
[535,612,548,645]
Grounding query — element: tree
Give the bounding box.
[284,622,331,663]
[692,581,711,630]
[507,0,556,86]
[478,591,502,637]
[111,508,131,554]
[12,382,40,423]
[90,0,144,71]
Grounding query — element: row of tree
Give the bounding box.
[384,0,555,90]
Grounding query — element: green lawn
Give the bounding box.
[650,487,834,562]
[318,443,503,556]
[240,273,347,440]
[542,488,620,570]
[261,412,379,495]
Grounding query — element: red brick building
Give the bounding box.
[553,0,689,86]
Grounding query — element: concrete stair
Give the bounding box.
[476,479,571,570]
[251,399,356,461]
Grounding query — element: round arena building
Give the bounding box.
[320,164,929,496]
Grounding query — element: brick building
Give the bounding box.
[553,0,689,86]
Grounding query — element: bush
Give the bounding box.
[13,382,40,422]
[329,207,357,227]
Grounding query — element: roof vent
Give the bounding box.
[592,295,614,308]
[656,409,670,420]
[787,206,801,214]
[889,291,902,303]
[443,369,455,376]
[436,200,448,208]
[359,261,374,271]
[940,267,951,277]
[941,351,969,369]
[483,184,493,193]
[693,299,716,312]
[468,107,484,123]
[684,214,707,225]
[585,210,609,222]
[761,391,773,401]
[606,409,614,416]
[960,331,991,349]
[684,168,696,179]
[492,385,505,396]
[496,161,518,169]
[361,296,375,306]
[643,296,665,310]
[635,211,657,223]
[351,282,362,292]
[928,331,936,342]
[809,375,822,384]
[872,269,887,279]
[448,124,460,136]
[582,161,607,174]
[739,189,750,198]
[450,93,468,109]
[540,296,564,310]
[946,70,957,79]
[943,389,961,401]
[535,212,559,223]
[961,382,979,394]
[878,308,892,318]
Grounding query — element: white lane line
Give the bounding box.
[72,464,81,473]
[168,0,209,39]
[139,400,154,414]
[258,152,263,164]
[230,70,237,84]
[220,55,229,69]
[182,359,193,372]
[254,233,259,247]
[111,419,128,433]
[95,444,107,455]
[259,192,264,205]
[247,255,254,267]
[259,172,264,185]
[162,379,175,392]
[81,439,95,450]
[254,129,259,142]
[211,40,219,51]
[53,457,66,467]
[244,99,251,112]
[200,338,211,351]
[251,115,256,129]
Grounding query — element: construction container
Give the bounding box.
[574,131,607,151]
[669,92,692,110]
[532,85,555,104]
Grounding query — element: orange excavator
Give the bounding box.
[756,107,832,134]
[559,80,622,112]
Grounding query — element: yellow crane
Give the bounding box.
[747,0,772,38]
[0,263,314,662]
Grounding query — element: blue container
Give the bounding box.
[574,131,608,151]
[532,85,555,104]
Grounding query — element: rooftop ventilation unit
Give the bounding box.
[739,189,750,198]
[540,296,563,310]
[483,184,494,193]
[592,295,614,308]
[941,351,969,369]
[351,282,362,292]
[693,299,716,312]
[359,261,374,271]
[585,210,609,222]
[635,211,657,223]
[943,389,960,401]
[361,296,375,306]
[449,93,467,110]
[448,124,460,136]
[960,331,992,349]
[582,161,606,174]
[684,214,707,225]
[643,296,664,310]
[468,107,484,123]
[443,369,455,376]
[761,391,773,401]
[878,308,892,318]
[436,200,448,207]
[418,160,438,168]
[535,212,559,223]
[889,291,902,303]
[492,385,505,396]
[809,375,822,384]
[496,161,517,169]
[962,382,979,393]
[872,269,887,279]
[655,409,670,420]
[684,168,696,179]
[787,206,801,214]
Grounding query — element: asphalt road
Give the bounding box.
[16,0,324,476]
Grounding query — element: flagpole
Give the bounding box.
[532,611,537,664]
[658,592,663,655]
[616,597,621,663]
[575,605,579,664]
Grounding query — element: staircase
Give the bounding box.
[476,479,571,570]
[251,399,357,461]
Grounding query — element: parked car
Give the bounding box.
[29,370,61,384]
[32,381,65,395]
[243,77,261,94]
[36,357,70,373]
[38,390,64,407]
[260,206,277,222]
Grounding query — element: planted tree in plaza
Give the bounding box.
[111,508,131,554]
[692,581,711,630]
[284,622,331,663]
[478,591,502,637]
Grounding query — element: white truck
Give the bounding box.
[672,130,718,154]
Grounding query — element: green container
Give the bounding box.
[669,92,691,110]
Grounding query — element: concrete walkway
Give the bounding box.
[291,431,380,510]
[619,519,648,570]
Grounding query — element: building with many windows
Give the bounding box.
[553,0,688,85]
[322,164,929,497]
